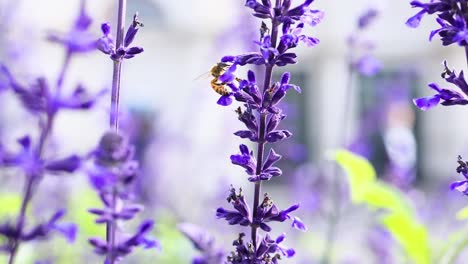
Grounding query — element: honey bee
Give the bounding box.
[209,62,232,96]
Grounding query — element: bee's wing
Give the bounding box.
[193,71,211,81]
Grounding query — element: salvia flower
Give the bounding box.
[348,8,382,76]
[0,65,106,115]
[227,232,295,264]
[97,13,144,61]
[0,209,77,253]
[178,223,226,264]
[47,0,97,53]
[406,0,468,46]
[87,131,159,262]
[413,61,468,110]
[213,1,319,262]
[89,219,160,259]
[0,1,104,261]
[450,155,468,195]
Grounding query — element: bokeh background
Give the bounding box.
[1,0,468,263]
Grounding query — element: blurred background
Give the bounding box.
[1,0,468,263]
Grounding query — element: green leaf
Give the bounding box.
[0,193,22,217]
[334,149,376,202]
[69,187,105,237]
[333,149,430,264]
[362,182,413,216]
[456,206,468,220]
[381,213,430,264]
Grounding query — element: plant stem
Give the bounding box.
[107,0,126,263]
[465,45,468,70]
[56,51,72,94]
[251,1,280,248]
[7,46,69,263]
[8,112,56,264]
[320,61,355,264]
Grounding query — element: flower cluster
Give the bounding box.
[406,0,468,46]
[406,1,468,196]
[227,232,294,264]
[217,187,305,232]
[97,13,144,61]
[213,0,321,262]
[0,1,103,262]
[87,131,159,261]
[348,8,382,76]
[47,0,97,54]
[178,223,225,264]
[451,155,468,195]
[414,61,468,110]
[215,0,322,106]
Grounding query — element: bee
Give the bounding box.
[209,62,232,96]
[195,62,243,96]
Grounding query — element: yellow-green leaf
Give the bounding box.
[0,193,22,217]
[332,149,430,264]
[334,149,376,202]
[456,206,468,220]
[362,182,413,216]
[381,213,430,264]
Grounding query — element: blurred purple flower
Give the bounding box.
[178,223,225,264]
[47,0,97,53]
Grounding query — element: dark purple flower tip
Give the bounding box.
[50,210,67,223]
[284,248,296,257]
[221,56,236,62]
[291,216,307,231]
[247,70,256,83]
[124,13,143,47]
[234,130,257,141]
[276,233,286,244]
[142,237,161,250]
[89,237,108,254]
[451,180,468,195]
[280,72,291,84]
[136,219,154,236]
[45,155,81,173]
[55,223,78,243]
[406,10,426,28]
[126,46,144,55]
[413,95,440,111]
[266,130,292,143]
[18,136,31,149]
[217,94,232,106]
[101,23,111,35]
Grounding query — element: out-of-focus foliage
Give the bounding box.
[0,193,21,217]
[333,149,430,264]
[456,206,468,220]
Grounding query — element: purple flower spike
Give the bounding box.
[413,62,468,111]
[210,0,318,262]
[47,0,97,53]
[98,12,144,61]
[451,156,468,195]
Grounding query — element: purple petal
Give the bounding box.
[413,95,440,111]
